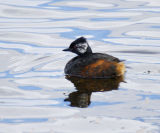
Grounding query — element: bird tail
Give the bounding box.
[116,62,126,76]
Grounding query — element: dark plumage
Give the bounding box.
[63,37,125,78]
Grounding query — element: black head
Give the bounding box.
[63,37,92,56]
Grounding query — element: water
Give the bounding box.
[0,0,160,132]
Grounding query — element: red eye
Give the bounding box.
[74,45,77,49]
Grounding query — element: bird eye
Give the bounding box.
[74,45,77,49]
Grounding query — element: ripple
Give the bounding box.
[0,0,51,7]
[51,1,115,9]
[0,32,72,47]
[125,31,160,38]
[14,77,73,89]
[140,17,160,23]
[125,0,160,7]
[103,38,160,47]
[48,117,158,133]
[0,116,158,133]
[0,0,160,131]
[0,106,79,119]
[0,118,48,124]
[0,98,58,106]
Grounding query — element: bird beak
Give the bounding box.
[63,48,71,51]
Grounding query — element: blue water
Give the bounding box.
[0,0,160,132]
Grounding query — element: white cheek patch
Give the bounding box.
[77,43,88,53]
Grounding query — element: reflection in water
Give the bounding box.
[65,91,92,108]
[65,76,124,108]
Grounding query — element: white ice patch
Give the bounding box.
[76,42,88,54]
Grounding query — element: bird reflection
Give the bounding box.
[64,76,124,108]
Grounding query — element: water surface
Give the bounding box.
[0,0,160,132]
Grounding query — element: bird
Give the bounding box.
[63,37,125,78]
